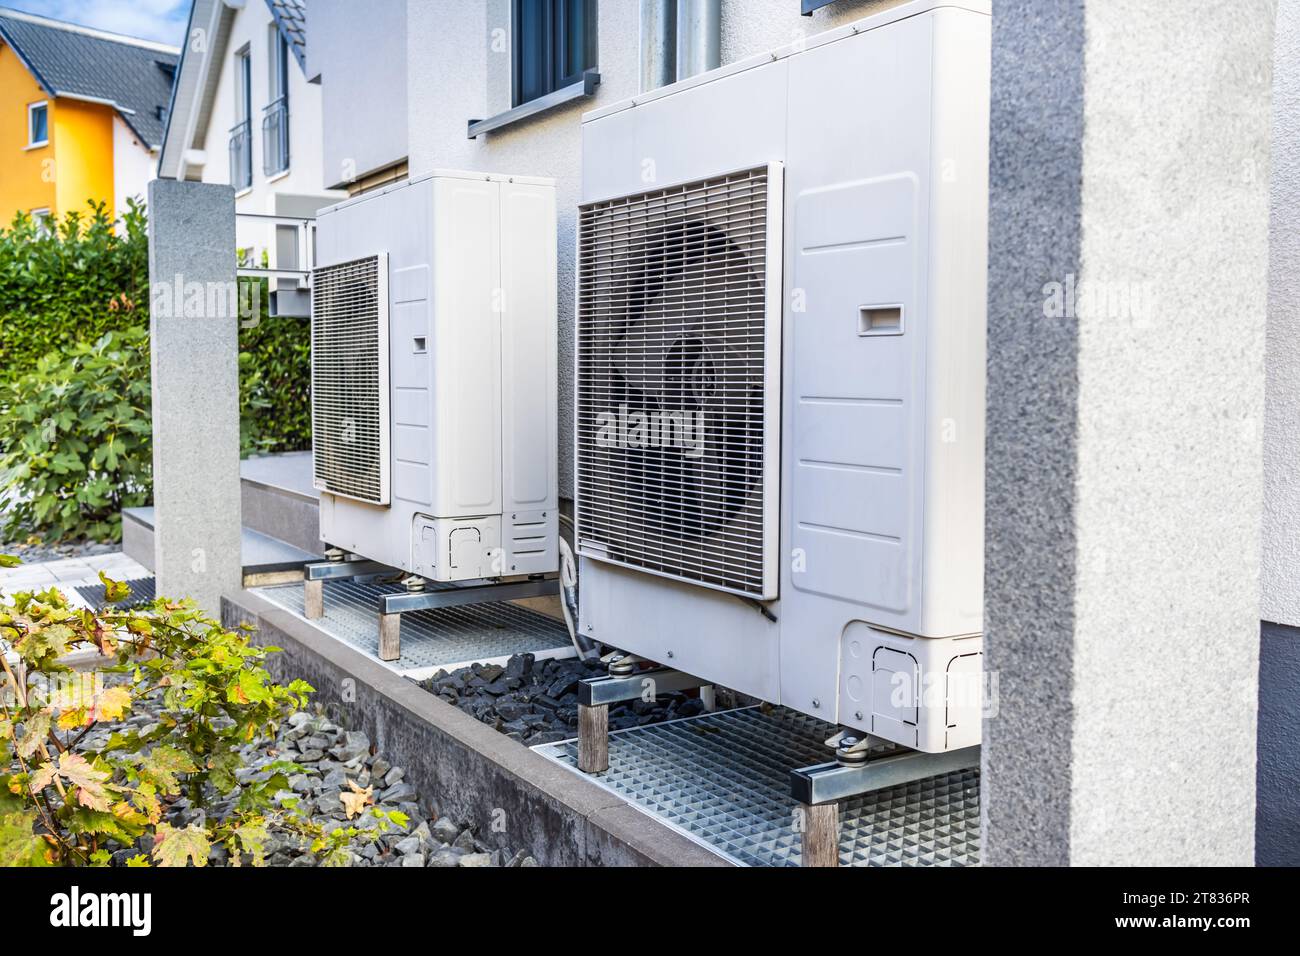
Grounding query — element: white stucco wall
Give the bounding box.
[312,0,408,187]
[406,0,909,496]
[1265,0,1300,628]
[200,2,342,263]
[112,115,156,216]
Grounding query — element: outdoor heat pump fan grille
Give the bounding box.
[311,252,390,505]
[576,164,783,599]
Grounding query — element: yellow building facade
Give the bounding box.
[0,10,178,227]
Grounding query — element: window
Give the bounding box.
[512,0,596,106]
[229,48,253,190]
[27,101,48,147]
[263,28,290,175]
[30,208,51,234]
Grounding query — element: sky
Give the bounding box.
[1,0,190,47]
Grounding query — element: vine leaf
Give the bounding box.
[152,822,210,868]
[15,712,51,760]
[339,780,373,820]
[89,686,131,722]
[59,753,113,811]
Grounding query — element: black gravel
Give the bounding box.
[415,653,716,745]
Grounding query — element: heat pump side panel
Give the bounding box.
[772,11,936,725]
[429,176,503,520]
[316,179,437,572]
[918,8,989,638]
[500,179,560,574]
[579,555,783,702]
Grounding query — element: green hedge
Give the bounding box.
[0,203,312,542]
[0,202,149,384]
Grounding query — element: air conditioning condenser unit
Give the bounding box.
[575,1,990,753]
[311,171,560,588]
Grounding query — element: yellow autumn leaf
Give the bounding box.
[90,686,132,722]
[110,800,148,827]
[339,779,373,819]
[56,707,87,730]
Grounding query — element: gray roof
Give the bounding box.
[0,8,179,148]
[266,0,306,69]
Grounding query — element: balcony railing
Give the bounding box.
[229,118,252,191]
[262,96,290,177]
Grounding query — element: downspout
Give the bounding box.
[675,0,720,81]
[639,0,677,93]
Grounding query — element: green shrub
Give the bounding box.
[0,562,406,866]
[0,203,149,388]
[0,328,152,543]
[0,205,314,542]
[239,308,312,457]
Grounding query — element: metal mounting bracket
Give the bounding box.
[576,665,713,774]
[375,578,560,663]
[790,744,980,867]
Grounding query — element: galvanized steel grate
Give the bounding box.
[311,253,389,504]
[255,579,571,672]
[576,166,781,599]
[536,706,981,867]
[74,577,156,610]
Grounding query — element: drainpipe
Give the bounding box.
[675,0,720,81]
[640,0,677,93]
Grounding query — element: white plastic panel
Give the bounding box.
[432,176,502,516]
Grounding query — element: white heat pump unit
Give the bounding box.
[575,0,989,753]
[312,171,559,583]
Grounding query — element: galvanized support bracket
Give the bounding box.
[577,666,711,707]
[373,578,559,664]
[575,665,713,774]
[304,559,389,582]
[790,745,979,867]
[303,559,390,621]
[376,578,558,615]
[790,745,980,807]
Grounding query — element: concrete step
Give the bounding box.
[239,452,320,554]
[122,505,320,579]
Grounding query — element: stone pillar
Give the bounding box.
[147,180,242,615]
[983,0,1275,866]
[1260,0,1300,867]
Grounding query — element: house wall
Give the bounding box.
[0,42,56,222]
[112,114,155,216]
[1260,0,1300,865]
[200,1,342,263]
[405,0,911,497]
[312,0,408,187]
[50,98,115,220]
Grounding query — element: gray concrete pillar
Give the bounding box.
[983,0,1275,866]
[147,180,242,615]
[1260,0,1300,867]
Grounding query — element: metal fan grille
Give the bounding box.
[576,166,779,598]
[311,254,388,504]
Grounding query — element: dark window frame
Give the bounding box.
[511,0,597,107]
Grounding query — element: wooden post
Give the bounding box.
[378,612,401,661]
[304,578,324,620]
[698,685,716,712]
[800,802,839,868]
[578,702,609,773]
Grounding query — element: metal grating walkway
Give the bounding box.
[535,706,981,867]
[74,576,156,609]
[254,579,573,676]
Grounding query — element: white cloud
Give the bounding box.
[4,0,191,47]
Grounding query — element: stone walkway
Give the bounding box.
[0,550,151,605]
